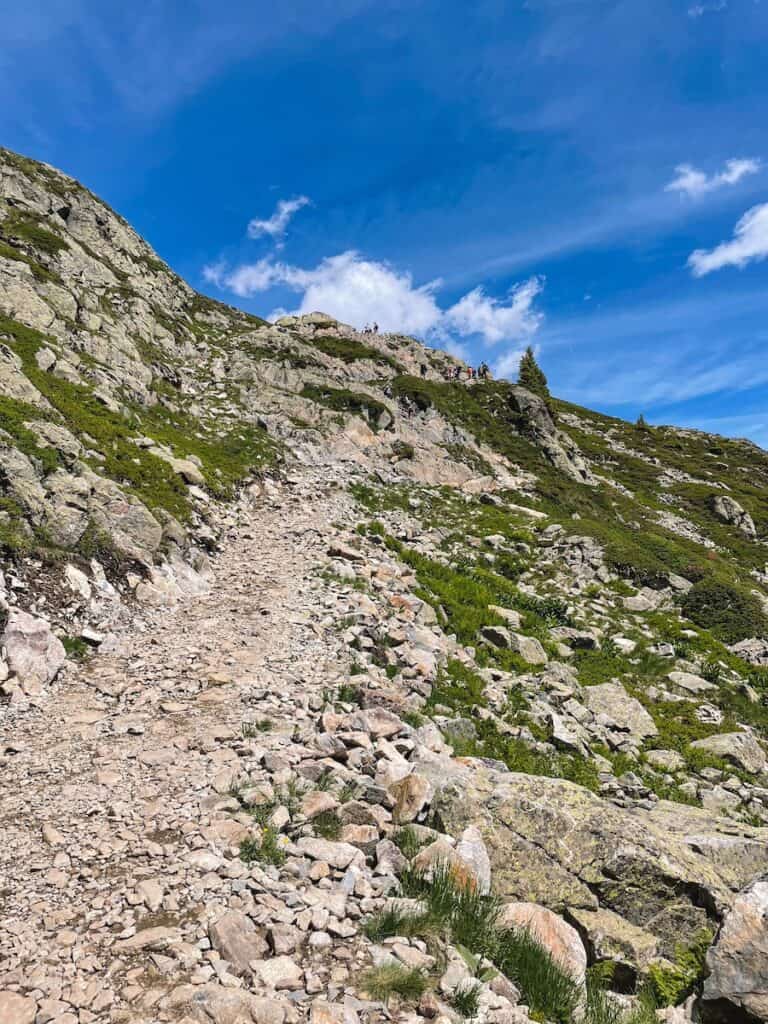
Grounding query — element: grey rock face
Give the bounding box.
[507,386,595,485]
[702,877,768,1022]
[420,754,768,947]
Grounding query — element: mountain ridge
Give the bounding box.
[2,147,768,1024]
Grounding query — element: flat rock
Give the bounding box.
[209,909,268,975]
[295,837,360,869]
[582,681,657,741]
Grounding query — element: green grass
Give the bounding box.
[309,334,402,370]
[0,396,61,474]
[301,383,391,431]
[1,209,70,256]
[681,578,767,643]
[427,660,601,792]
[449,982,483,1018]
[239,828,286,867]
[393,825,431,860]
[0,240,63,284]
[313,810,342,840]
[360,963,428,1002]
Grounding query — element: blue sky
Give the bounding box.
[4,1,768,443]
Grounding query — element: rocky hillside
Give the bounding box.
[2,147,768,1024]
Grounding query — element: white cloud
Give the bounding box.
[445,277,544,344]
[203,258,281,293]
[688,0,727,16]
[493,346,529,381]
[204,250,545,346]
[665,158,760,198]
[247,195,310,246]
[688,202,768,275]
[283,252,444,335]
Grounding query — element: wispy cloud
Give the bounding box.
[688,202,768,275]
[204,249,544,346]
[688,0,727,17]
[247,196,310,247]
[665,157,760,198]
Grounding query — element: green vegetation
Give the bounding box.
[1,208,69,256]
[518,345,550,401]
[648,930,712,1007]
[0,240,62,284]
[360,963,429,1002]
[301,383,391,430]
[239,828,286,867]
[449,982,483,1018]
[0,315,279,524]
[309,334,402,370]
[313,810,342,840]
[0,396,61,474]
[392,825,431,860]
[62,636,90,660]
[681,578,767,643]
[386,864,657,1024]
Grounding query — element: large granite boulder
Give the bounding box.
[416,750,768,957]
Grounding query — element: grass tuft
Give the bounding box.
[360,963,428,1003]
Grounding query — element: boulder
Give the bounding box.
[1,608,66,693]
[702,877,768,1022]
[567,906,659,981]
[389,772,433,823]
[667,670,716,696]
[416,750,768,952]
[729,637,768,667]
[498,902,587,983]
[711,494,757,540]
[209,909,268,976]
[690,732,766,775]
[582,682,658,742]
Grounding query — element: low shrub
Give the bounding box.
[681,579,767,644]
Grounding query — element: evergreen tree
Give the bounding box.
[517,346,550,399]
[635,413,649,431]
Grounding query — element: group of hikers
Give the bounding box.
[414,361,491,380]
[361,322,379,335]
[442,361,490,382]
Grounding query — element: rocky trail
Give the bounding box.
[1,470,390,1024]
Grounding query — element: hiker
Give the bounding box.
[467,365,473,380]
[453,366,462,381]
[372,322,379,334]
[420,363,428,378]
[479,361,489,380]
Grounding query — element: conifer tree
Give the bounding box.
[517,346,550,400]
